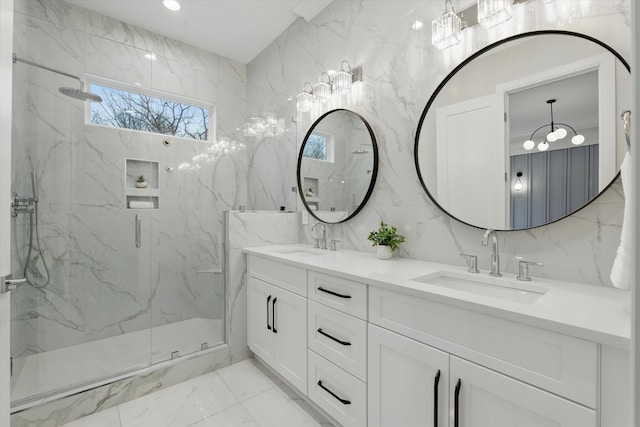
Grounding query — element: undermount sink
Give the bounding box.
[411,271,548,303]
[275,248,326,256]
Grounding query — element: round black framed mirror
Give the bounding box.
[415,30,630,231]
[297,109,379,224]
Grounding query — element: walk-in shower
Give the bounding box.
[10,14,227,410]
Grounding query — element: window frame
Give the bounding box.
[303,130,335,163]
[85,75,216,143]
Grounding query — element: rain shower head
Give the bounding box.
[59,87,102,102]
[13,54,102,103]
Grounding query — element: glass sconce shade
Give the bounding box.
[477,0,512,29]
[523,140,535,150]
[555,127,567,139]
[296,82,314,112]
[432,9,462,50]
[333,60,353,94]
[313,72,331,102]
[538,141,549,151]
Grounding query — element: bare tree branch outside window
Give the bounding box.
[303,134,328,160]
[90,84,209,141]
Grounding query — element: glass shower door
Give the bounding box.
[9,60,154,405]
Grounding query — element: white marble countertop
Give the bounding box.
[243,244,631,350]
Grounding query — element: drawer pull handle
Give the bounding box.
[433,370,441,427]
[454,378,461,427]
[266,295,272,330]
[317,328,351,346]
[317,380,351,405]
[317,286,351,299]
[272,297,277,334]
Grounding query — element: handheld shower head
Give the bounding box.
[31,172,38,202]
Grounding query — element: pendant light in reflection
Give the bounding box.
[513,172,524,191]
[522,99,585,152]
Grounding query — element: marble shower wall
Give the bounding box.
[10,0,248,360]
[247,0,631,287]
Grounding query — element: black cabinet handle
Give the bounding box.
[454,378,461,427]
[317,286,351,299]
[272,297,277,334]
[317,380,351,405]
[433,370,441,427]
[266,295,272,330]
[317,328,351,346]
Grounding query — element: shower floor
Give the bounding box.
[11,317,223,406]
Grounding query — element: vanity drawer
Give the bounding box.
[308,271,367,320]
[308,300,367,381]
[308,350,366,427]
[369,287,598,408]
[247,255,307,297]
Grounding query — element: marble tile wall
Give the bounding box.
[224,211,300,365]
[10,0,247,378]
[247,0,631,287]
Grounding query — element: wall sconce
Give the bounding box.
[477,0,512,29]
[432,0,463,50]
[513,172,524,191]
[313,72,331,103]
[296,82,314,113]
[333,60,353,94]
[296,61,364,113]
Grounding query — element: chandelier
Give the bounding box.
[522,99,585,152]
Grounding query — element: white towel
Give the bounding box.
[129,200,155,209]
[610,152,632,289]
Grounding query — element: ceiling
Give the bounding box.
[66,0,332,64]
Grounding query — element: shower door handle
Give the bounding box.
[135,214,141,248]
[1,276,27,293]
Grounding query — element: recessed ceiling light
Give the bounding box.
[163,0,181,11]
[412,20,424,30]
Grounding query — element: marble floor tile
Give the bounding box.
[188,403,258,427]
[58,358,333,427]
[61,407,122,427]
[242,383,334,427]
[118,372,238,427]
[216,357,283,402]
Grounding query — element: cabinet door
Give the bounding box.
[272,286,307,393]
[247,277,275,362]
[450,356,596,427]
[368,324,449,427]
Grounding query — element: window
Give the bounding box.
[303,132,334,162]
[90,83,211,141]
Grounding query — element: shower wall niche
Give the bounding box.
[126,158,159,209]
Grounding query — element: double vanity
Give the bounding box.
[245,244,629,427]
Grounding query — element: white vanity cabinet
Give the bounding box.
[450,357,596,427]
[368,324,449,427]
[247,258,307,394]
[244,248,628,427]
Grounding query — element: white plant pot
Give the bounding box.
[376,245,393,260]
[135,181,148,188]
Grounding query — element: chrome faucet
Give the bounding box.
[482,229,501,277]
[311,222,327,250]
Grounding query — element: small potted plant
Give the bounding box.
[136,175,148,188]
[367,221,405,259]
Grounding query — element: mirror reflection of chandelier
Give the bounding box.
[523,99,585,152]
